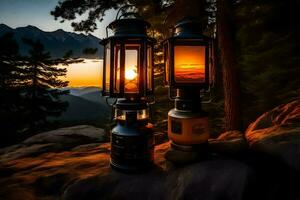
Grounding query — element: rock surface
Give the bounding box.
[0,125,257,200]
[1,102,300,200]
[209,131,248,155]
[0,125,106,162]
[245,99,300,171]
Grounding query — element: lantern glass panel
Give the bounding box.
[174,46,206,83]
[115,109,125,120]
[164,43,169,84]
[105,45,110,91]
[125,44,139,93]
[147,45,152,91]
[209,42,214,86]
[115,109,149,121]
[137,109,149,120]
[114,45,121,93]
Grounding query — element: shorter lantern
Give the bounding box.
[164,19,213,90]
[100,14,156,172]
[163,19,214,153]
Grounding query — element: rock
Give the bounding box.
[154,131,168,145]
[2,124,300,200]
[0,125,106,161]
[209,131,248,155]
[23,125,106,146]
[0,142,110,200]
[0,124,256,200]
[62,156,255,200]
[164,131,248,164]
[165,147,203,164]
[245,99,300,171]
[164,142,210,164]
[0,143,60,161]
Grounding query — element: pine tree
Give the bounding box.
[21,38,79,133]
[0,33,26,145]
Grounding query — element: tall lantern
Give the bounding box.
[101,15,155,172]
[163,19,214,153]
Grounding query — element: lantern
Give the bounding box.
[163,19,211,90]
[163,19,214,153]
[101,16,155,172]
[101,19,154,98]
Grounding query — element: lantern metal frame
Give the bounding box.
[163,19,215,156]
[101,18,155,99]
[163,19,213,91]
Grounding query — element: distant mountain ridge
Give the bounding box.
[0,24,103,59]
[66,86,101,97]
[52,87,110,127]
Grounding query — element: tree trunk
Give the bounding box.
[217,0,242,131]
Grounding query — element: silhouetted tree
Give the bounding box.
[0,33,26,145]
[83,47,98,55]
[21,38,79,133]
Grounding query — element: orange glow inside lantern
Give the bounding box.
[125,48,138,93]
[174,46,206,83]
[113,45,139,94]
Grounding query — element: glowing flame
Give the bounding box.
[125,69,137,80]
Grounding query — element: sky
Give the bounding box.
[0,0,118,87]
[59,59,103,87]
[0,0,117,39]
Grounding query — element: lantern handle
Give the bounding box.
[168,87,176,101]
[201,87,215,104]
[105,97,117,123]
[105,97,117,107]
[162,15,175,39]
[147,95,156,105]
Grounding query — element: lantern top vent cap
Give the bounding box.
[174,18,203,37]
[107,18,150,36]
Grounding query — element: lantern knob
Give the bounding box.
[174,18,203,37]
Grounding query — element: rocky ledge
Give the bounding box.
[1,100,300,200]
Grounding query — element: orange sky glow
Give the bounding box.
[59,59,103,87]
[174,46,206,83]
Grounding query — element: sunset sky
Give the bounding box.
[60,59,103,87]
[0,0,116,88]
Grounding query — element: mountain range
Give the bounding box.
[0,24,103,59]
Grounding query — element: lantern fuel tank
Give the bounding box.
[110,99,154,171]
[168,109,209,145]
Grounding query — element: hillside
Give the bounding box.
[80,90,103,103]
[0,24,103,59]
[67,86,101,97]
[53,93,110,127]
